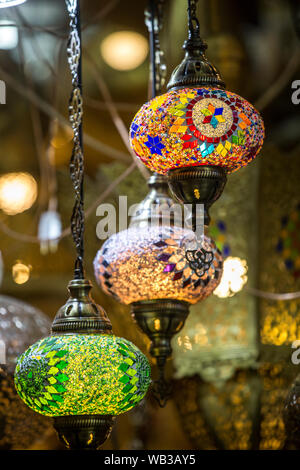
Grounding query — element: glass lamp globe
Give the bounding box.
[15,334,151,417]
[130,87,264,175]
[94,225,222,306]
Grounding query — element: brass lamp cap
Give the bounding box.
[51,279,112,335]
[167,36,225,91]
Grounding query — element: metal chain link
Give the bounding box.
[145,0,167,98]
[66,0,85,278]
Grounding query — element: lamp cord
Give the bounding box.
[66,0,85,279]
[187,0,200,39]
[145,0,166,99]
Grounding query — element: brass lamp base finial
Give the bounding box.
[167,165,227,227]
[131,299,190,407]
[54,415,115,450]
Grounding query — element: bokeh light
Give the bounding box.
[12,262,31,285]
[0,20,18,49]
[0,172,37,215]
[100,31,148,71]
[50,124,73,149]
[213,256,248,298]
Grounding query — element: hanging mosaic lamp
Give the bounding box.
[129,0,265,225]
[94,173,223,405]
[14,0,151,450]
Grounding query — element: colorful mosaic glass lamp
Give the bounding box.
[129,0,265,227]
[94,173,223,406]
[14,0,151,450]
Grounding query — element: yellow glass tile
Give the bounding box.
[216,143,223,154]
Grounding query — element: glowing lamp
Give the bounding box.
[94,174,223,405]
[129,17,264,225]
[14,279,151,449]
[130,87,264,177]
[15,334,150,417]
[94,226,222,306]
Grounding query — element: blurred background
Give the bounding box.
[0,0,299,450]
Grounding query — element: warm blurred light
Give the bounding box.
[214,257,248,298]
[0,0,26,7]
[50,124,73,149]
[38,211,62,255]
[0,172,37,215]
[0,20,18,49]
[12,262,31,285]
[100,31,148,71]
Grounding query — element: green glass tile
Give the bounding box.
[119,363,129,373]
[119,375,130,384]
[52,394,63,403]
[54,384,67,393]
[56,360,68,370]
[56,373,69,383]
[55,350,68,358]
[122,383,133,394]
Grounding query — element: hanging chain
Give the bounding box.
[187,0,200,38]
[66,0,85,279]
[145,0,167,98]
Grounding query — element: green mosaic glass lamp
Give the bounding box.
[129,0,265,227]
[14,0,151,450]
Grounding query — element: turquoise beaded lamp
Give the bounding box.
[14,0,151,450]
